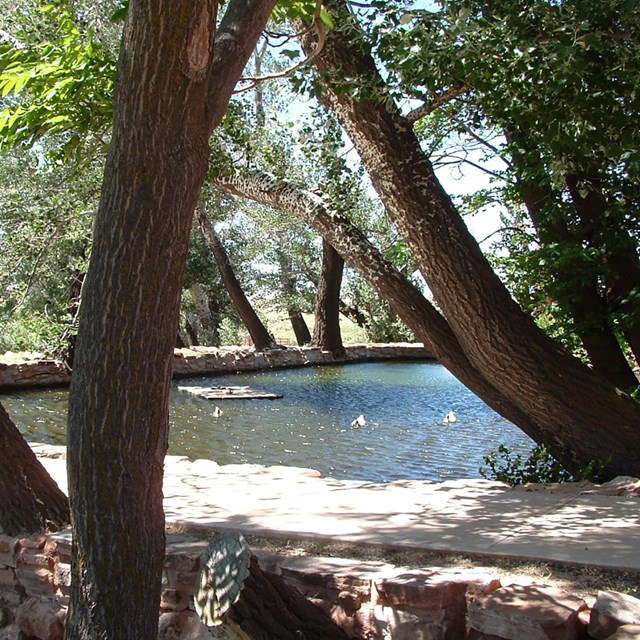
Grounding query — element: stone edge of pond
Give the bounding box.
[0,342,436,390]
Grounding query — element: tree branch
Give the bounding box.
[406,86,469,123]
[235,3,327,94]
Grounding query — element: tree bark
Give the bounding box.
[0,402,70,537]
[189,283,214,332]
[225,556,349,639]
[312,239,345,357]
[196,206,275,351]
[297,1,640,477]
[64,1,276,638]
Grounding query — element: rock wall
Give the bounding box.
[0,344,435,390]
[1,530,638,640]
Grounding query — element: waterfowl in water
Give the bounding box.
[444,411,457,424]
[351,414,366,428]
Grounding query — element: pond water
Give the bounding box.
[2,362,535,483]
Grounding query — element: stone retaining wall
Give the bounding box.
[0,344,435,390]
[1,531,638,640]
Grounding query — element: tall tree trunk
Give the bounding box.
[312,239,345,357]
[64,1,276,639]
[185,313,200,346]
[0,402,70,536]
[196,206,274,350]
[296,2,640,477]
[189,282,214,332]
[514,174,637,390]
[565,174,640,368]
[507,131,638,388]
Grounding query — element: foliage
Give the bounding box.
[371,0,640,377]
[480,443,610,485]
[0,3,115,155]
[0,145,98,354]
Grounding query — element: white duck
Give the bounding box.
[351,414,366,428]
[443,411,457,424]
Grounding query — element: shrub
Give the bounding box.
[479,444,609,485]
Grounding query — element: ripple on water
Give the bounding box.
[1,362,534,482]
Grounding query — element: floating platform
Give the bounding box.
[177,385,283,400]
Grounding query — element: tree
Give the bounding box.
[0,401,70,536]
[64,1,276,638]
[214,170,548,446]
[196,204,275,350]
[275,248,313,345]
[311,239,345,356]
[373,0,640,386]
[295,0,640,477]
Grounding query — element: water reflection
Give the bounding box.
[2,362,534,482]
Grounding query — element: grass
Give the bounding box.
[262,309,368,346]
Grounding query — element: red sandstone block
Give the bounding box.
[54,563,71,588]
[607,624,640,639]
[17,551,51,569]
[160,588,191,612]
[18,534,47,550]
[163,567,198,593]
[0,536,17,554]
[374,568,499,611]
[15,567,56,598]
[163,550,205,572]
[0,536,18,568]
[468,584,588,640]
[278,555,387,600]
[589,591,640,639]
[43,540,58,558]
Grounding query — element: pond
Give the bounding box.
[2,361,535,483]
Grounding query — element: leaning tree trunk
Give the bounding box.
[64,1,276,639]
[277,252,312,345]
[190,283,214,331]
[289,308,312,345]
[196,206,275,350]
[298,1,640,477]
[312,239,345,357]
[518,177,637,390]
[0,402,70,536]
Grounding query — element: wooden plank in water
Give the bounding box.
[177,385,283,400]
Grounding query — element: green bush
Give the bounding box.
[479,444,609,486]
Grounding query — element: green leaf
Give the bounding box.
[399,12,414,25]
[319,7,334,29]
